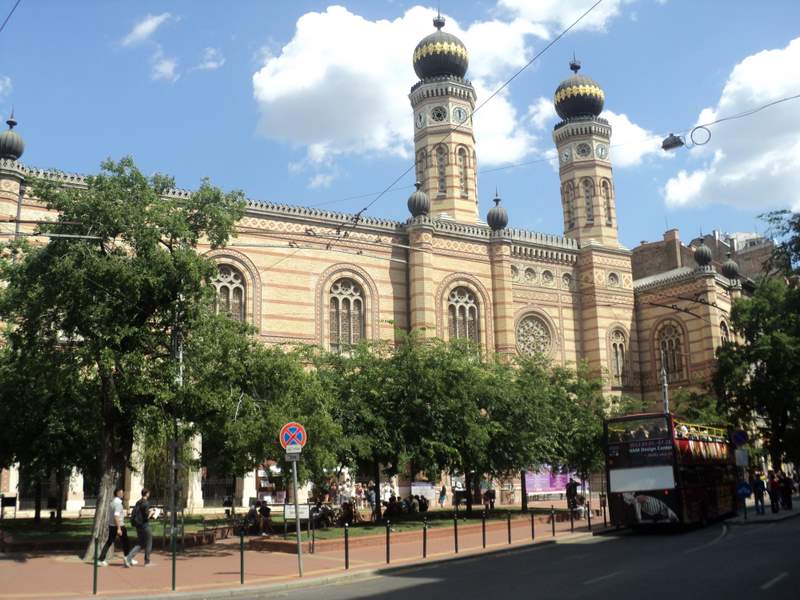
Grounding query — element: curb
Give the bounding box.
[726,510,800,526]
[108,532,592,600]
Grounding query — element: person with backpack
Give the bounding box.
[125,488,155,567]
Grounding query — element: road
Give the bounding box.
[245,518,799,600]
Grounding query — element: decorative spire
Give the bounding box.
[569,53,581,73]
[0,108,24,161]
[694,240,713,269]
[433,9,445,30]
[407,181,430,217]
[721,252,740,281]
[6,107,16,130]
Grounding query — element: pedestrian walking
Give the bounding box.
[779,472,794,510]
[438,485,447,509]
[97,487,131,566]
[125,488,155,567]
[366,481,377,521]
[767,471,781,514]
[752,473,766,515]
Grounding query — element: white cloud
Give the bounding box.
[601,110,665,167]
[663,37,800,210]
[193,47,226,71]
[527,97,557,130]
[151,51,179,82]
[121,13,172,47]
[0,76,11,101]
[498,0,632,33]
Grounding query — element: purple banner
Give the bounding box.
[525,466,580,493]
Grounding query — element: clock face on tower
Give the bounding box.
[431,106,448,122]
[416,112,425,129]
[453,106,468,124]
[595,143,608,159]
[576,143,592,158]
[560,149,572,164]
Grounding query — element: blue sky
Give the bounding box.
[2,0,799,249]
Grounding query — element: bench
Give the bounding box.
[0,495,17,519]
[79,499,97,518]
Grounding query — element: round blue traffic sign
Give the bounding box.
[736,481,752,499]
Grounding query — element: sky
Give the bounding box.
[1,0,800,249]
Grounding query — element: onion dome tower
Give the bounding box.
[552,58,617,246]
[0,111,24,161]
[694,241,713,270]
[409,12,478,223]
[407,181,430,217]
[486,192,508,231]
[721,253,740,281]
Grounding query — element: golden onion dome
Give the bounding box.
[412,14,468,80]
[554,59,605,120]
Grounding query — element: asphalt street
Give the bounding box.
[242,518,799,600]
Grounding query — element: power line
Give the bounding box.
[0,0,21,34]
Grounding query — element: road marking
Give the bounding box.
[760,572,788,590]
[583,570,622,585]
[684,524,727,554]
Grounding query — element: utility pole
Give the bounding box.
[170,299,184,591]
[660,349,669,414]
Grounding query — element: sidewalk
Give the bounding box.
[0,513,596,600]
[727,495,800,525]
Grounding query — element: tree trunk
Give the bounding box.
[56,468,65,524]
[33,479,42,523]
[520,469,528,512]
[373,461,382,520]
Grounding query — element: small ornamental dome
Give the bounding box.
[721,253,740,280]
[413,13,468,80]
[407,181,430,217]
[554,58,605,120]
[0,112,24,161]
[487,192,508,231]
[694,241,713,267]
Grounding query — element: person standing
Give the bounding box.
[779,472,793,510]
[438,485,447,509]
[767,471,781,514]
[97,488,131,566]
[752,473,766,515]
[125,488,155,567]
[366,481,377,521]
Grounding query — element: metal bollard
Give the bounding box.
[551,505,556,537]
[743,498,748,521]
[240,528,245,585]
[344,523,350,570]
[531,512,535,541]
[569,505,574,532]
[92,536,98,595]
[482,510,487,548]
[423,519,428,558]
[454,512,459,553]
[507,511,512,544]
[311,512,315,554]
[385,521,391,564]
[603,501,607,528]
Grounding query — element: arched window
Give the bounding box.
[720,321,730,344]
[601,180,612,226]
[564,182,575,229]
[447,286,479,343]
[517,315,552,357]
[458,147,468,196]
[329,278,365,353]
[657,321,684,382]
[211,265,246,321]
[415,150,426,188]
[436,145,448,195]
[582,178,594,224]
[610,329,626,386]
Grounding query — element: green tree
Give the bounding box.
[0,158,245,559]
[713,278,800,468]
[762,209,800,276]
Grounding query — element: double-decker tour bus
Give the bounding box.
[604,412,736,527]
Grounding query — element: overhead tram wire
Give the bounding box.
[323,0,607,248]
[0,0,21,34]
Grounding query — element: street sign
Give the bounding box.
[279,422,307,451]
[732,430,748,447]
[284,504,311,520]
[736,481,752,499]
[735,448,749,467]
[285,453,300,462]
[285,443,303,454]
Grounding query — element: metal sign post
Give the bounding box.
[279,422,308,578]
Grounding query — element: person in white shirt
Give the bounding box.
[97,488,131,566]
